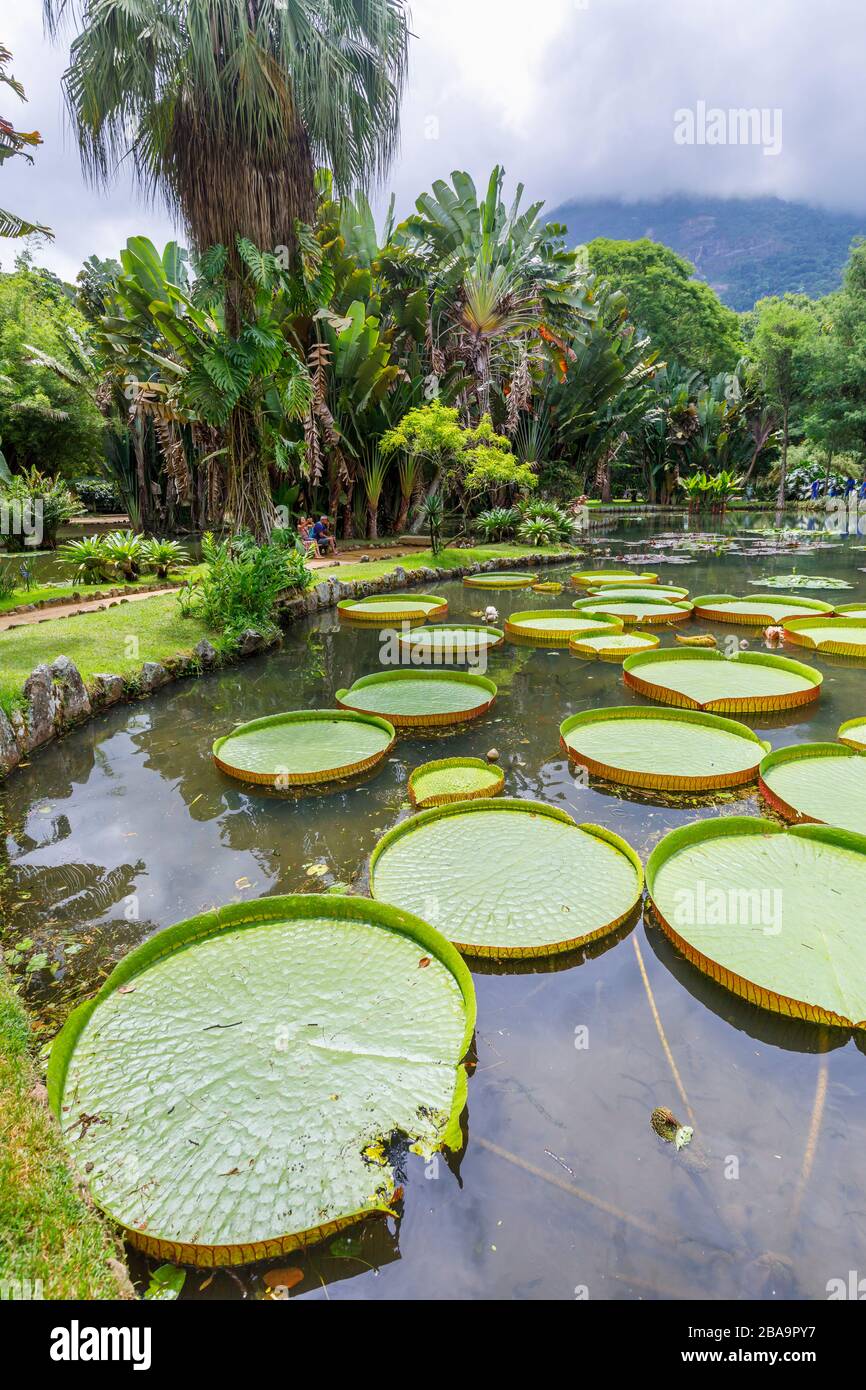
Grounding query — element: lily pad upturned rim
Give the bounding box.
[572,596,694,626]
[504,608,622,646]
[462,571,536,589]
[369,798,644,959]
[397,623,505,656]
[758,741,863,825]
[47,894,477,1267]
[783,616,866,656]
[336,668,498,728]
[622,647,823,713]
[408,757,505,808]
[645,817,866,1030]
[584,583,690,601]
[569,630,660,662]
[212,709,396,787]
[691,593,836,624]
[337,593,448,624]
[560,706,770,791]
[835,603,866,617]
[838,717,866,749]
[571,568,659,587]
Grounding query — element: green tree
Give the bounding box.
[0,258,104,475]
[585,239,744,375]
[750,295,818,506]
[46,0,411,536]
[804,242,866,468]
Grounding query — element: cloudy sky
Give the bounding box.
[3,0,866,280]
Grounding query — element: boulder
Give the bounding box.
[22,665,57,751]
[138,662,170,694]
[0,704,20,777]
[193,638,219,666]
[49,656,91,725]
[91,674,125,708]
[236,629,265,656]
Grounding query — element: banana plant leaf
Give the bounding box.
[646,818,866,1029]
[213,710,396,787]
[759,742,866,833]
[48,896,476,1266]
[336,669,497,727]
[561,706,769,791]
[370,799,643,958]
[623,648,822,713]
[692,594,835,624]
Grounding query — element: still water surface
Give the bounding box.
[3,513,866,1299]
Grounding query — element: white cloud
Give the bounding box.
[3,0,866,280]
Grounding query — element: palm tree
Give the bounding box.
[0,45,52,238]
[44,0,410,537]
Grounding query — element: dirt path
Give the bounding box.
[0,587,178,633]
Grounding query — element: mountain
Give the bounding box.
[547,195,866,311]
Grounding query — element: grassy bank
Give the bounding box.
[315,541,574,583]
[0,571,187,616]
[0,595,212,715]
[0,966,130,1299]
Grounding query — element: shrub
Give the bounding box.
[74,478,123,514]
[142,538,188,579]
[516,499,573,541]
[187,532,312,642]
[60,535,117,585]
[516,516,557,546]
[0,468,79,550]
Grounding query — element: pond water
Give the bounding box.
[3,511,866,1301]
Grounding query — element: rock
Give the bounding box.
[49,656,91,725]
[392,566,407,585]
[236,629,264,656]
[486,748,500,763]
[138,662,170,694]
[22,665,57,751]
[359,555,370,563]
[91,674,125,707]
[194,638,219,666]
[0,704,20,778]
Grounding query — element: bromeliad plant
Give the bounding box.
[60,535,118,585]
[141,538,188,579]
[102,529,147,580]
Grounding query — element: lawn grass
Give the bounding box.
[0,571,187,615]
[315,542,575,583]
[0,594,212,715]
[0,965,129,1299]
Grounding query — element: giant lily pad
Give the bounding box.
[572,568,658,588]
[573,597,693,626]
[835,604,866,619]
[584,584,689,602]
[748,574,853,591]
[397,624,504,664]
[336,669,497,728]
[369,799,643,958]
[213,710,396,788]
[759,742,866,833]
[408,758,504,808]
[560,707,769,792]
[504,608,621,646]
[462,572,535,589]
[622,648,822,713]
[839,717,866,750]
[47,896,476,1266]
[783,616,866,657]
[569,630,660,662]
[337,593,448,624]
[691,593,835,624]
[646,818,866,1029]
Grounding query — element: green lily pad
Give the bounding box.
[748,574,853,591]
[692,593,835,624]
[397,624,504,663]
[504,609,621,646]
[462,572,535,589]
[569,630,660,662]
[623,648,822,713]
[337,594,448,623]
[572,568,658,587]
[408,758,505,808]
[370,799,643,958]
[783,617,866,656]
[759,742,866,833]
[573,597,693,625]
[560,706,769,791]
[48,896,475,1266]
[336,670,497,728]
[212,710,396,787]
[839,717,866,750]
[646,818,866,1029]
[584,584,689,602]
[835,604,866,619]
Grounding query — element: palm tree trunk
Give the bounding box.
[225,405,275,541]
